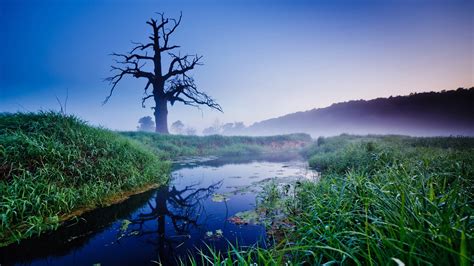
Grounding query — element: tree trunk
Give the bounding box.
[154,98,169,134]
[154,186,169,263]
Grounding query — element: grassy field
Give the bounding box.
[2,112,472,264]
[191,135,474,265]
[0,112,170,247]
[121,131,312,158]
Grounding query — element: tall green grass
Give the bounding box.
[0,112,170,246]
[186,135,473,265]
[290,135,473,265]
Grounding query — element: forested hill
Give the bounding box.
[247,88,474,137]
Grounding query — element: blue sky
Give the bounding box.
[0,0,472,131]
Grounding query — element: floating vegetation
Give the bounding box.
[120,219,131,232]
[251,177,272,186]
[248,175,260,179]
[211,193,230,202]
[204,229,224,240]
[229,186,254,195]
[129,231,140,236]
[228,210,260,225]
[228,176,243,179]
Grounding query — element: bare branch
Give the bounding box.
[103,53,155,104]
[127,54,154,61]
[141,81,153,108]
[162,11,182,49]
[161,45,180,52]
[164,53,202,80]
[130,42,154,53]
[142,94,153,108]
[165,76,222,112]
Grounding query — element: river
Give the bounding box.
[0,154,317,265]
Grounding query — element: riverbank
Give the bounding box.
[0,112,170,247]
[0,112,313,247]
[207,135,473,265]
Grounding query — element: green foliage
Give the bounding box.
[196,135,473,265]
[184,135,473,265]
[285,135,474,265]
[121,132,312,158]
[0,112,170,246]
[184,242,288,266]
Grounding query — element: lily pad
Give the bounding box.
[228,210,259,225]
[205,229,224,240]
[211,193,230,202]
[129,230,140,236]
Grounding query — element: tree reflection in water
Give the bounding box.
[123,181,223,264]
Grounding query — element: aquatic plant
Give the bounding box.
[211,193,230,202]
[228,210,260,225]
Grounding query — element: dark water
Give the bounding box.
[0,155,316,265]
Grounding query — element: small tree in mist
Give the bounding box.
[137,116,155,132]
[202,119,222,135]
[170,120,185,134]
[185,127,197,135]
[221,122,246,135]
[105,12,222,134]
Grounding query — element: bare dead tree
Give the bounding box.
[105,12,222,133]
[124,181,222,263]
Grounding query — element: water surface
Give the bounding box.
[0,155,316,265]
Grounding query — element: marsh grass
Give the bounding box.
[187,135,473,265]
[0,112,170,246]
[121,131,312,158]
[289,135,474,265]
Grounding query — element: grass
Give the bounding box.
[121,131,312,158]
[184,242,285,266]
[3,112,472,265]
[0,112,311,248]
[0,112,170,246]
[185,135,474,265]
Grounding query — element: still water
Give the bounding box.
[0,155,316,265]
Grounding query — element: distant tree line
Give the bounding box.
[202,120,246,135]
[248,87,474,136]
[137,117,247,136]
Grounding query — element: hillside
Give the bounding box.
[247,88,474,137]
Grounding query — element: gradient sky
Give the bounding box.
[1,0,473,131]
